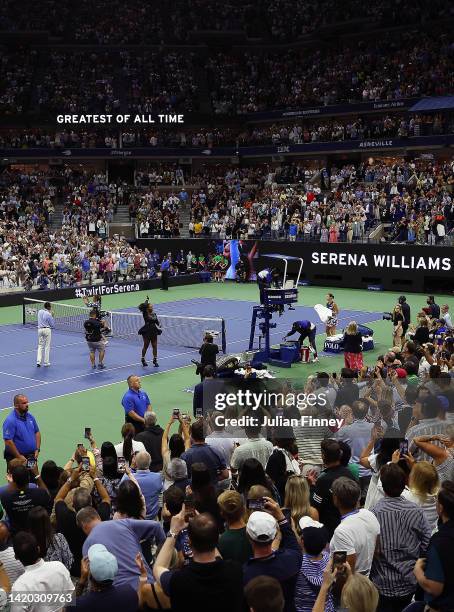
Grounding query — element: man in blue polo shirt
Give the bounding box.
[121,375,152,434]
[3,395,41,463]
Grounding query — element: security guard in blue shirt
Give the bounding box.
[160,256,170,291]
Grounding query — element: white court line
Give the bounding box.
[0,362,194,412]
[0,371,43,383]
[0,348,196,400]
[0,340,87,359]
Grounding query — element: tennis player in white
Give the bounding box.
[36,302,55,367]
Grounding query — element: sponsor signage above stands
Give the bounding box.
[247,98,417,121]
[0,135,452,160]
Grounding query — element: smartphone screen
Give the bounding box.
[172,409,180,418]
[84,428,91,440]
[184,496,196,520]
[117,457,126,471]
[333,551,347,570]
[26,458,36,469]
[399,439,409,457]
[195,407,203,418]
[247,498,264,511]
[81,456,90,472]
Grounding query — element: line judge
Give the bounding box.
[36,302,55,367]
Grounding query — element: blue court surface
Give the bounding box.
[0,298,381,410]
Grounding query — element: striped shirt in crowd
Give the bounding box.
[293,419,331,465]
[295,549,335,612]
[370,496,431,598]
[406,417,449,462]
[0,546,24,584]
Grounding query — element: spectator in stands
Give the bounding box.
[153,512,244,612]
[309,439,357,537]
[330,477,380,575]
[11,532,74,603]
[133,412,164,472]
[370,463,431,611]
[0,465,51,534]
[75,543,139,610]
[244,497,302,612]
[0,522,24,585]
[231,424,274,474]
[121,451,162,519]
[245,576,285,612]
[180,420,229,484]
[217,490,252,563]
[78,506,165,589]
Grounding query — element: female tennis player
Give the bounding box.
[325,293,339,336]
[138,298,161,367]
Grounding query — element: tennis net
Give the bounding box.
[23,298,226,353]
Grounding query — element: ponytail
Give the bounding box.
[121,423,135,464]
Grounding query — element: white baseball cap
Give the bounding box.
[299,516,324,531]
[246,511,277,543]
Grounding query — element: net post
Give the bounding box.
[22,300,26,325]
[221,318,226,354]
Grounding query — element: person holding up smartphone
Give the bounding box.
[243,497,303,612]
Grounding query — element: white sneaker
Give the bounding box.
[312,357,319,363]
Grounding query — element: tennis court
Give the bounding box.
[0,283,451,467]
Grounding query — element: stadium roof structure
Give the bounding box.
[409,96,454,112]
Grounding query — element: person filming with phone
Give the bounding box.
[244,496,303,612]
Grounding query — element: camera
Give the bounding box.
[382,313,393,321]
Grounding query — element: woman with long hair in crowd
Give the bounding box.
[402,461,440,531]
[266,437,301,502]
[97,454,123,516]
[28,506,73,571]
[190,463,223,531]
[114,479,146,520]
[114,423,146,464]
[284,474,319,536]
[161,414,190,490]
[40,460,63,503]
[237,458,279,503]
[314,560,379,612]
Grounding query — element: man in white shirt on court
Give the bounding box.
[36,302,55,368]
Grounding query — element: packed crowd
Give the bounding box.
[1,294,454,610]
[207,33,454,114]
[0,0,451,42]
[186,159,454,244]
[0,167,182,290]
[0,49,199,118]
[1,29,453,118]
[1,111,452,152]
